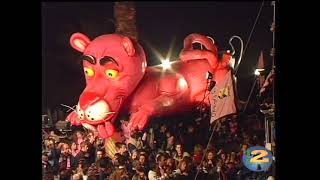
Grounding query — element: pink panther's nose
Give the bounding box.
[78,92,111,121]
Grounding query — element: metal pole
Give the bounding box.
[243,78,257,112]
[271,120,275,145]
[271,1,276,108]
[265,116,269,144]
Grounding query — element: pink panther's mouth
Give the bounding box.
[81,110,118,126]
[76,99,119,125]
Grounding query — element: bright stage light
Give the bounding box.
[254,68,265,76]
[254,69,261,76]
[160,58,172,70]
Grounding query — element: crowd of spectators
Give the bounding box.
[42,113,275,180]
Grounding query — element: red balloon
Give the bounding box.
[66,33,232,138]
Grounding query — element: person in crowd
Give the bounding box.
[42,152,54,180]
[165,157,176,178]
[86,132,98,165]
[127,131,144,151]
[46,139,60,176]
[96,149,113,179]
[173,143,190,166]
[74,141,91,168]
[116,142,129,158]
[74,131,86,151]
[193,144,203,166]
[73,159,88,180]
[174,158,192,179]
[127,149,139,175]
[132,163,148,180]
[87,163,100,180]
[238,144,248,160]
[138,153,150,175]
[70,141,79,157]
[202,149,216,174]
[155,123,168,151]
[59,143,73,180]
[108,155,130,180]
[147,163,158,180]
[183,124,197,153]
[155,154,168,179]
[166,130,175,152]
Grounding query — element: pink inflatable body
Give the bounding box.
[66,33,232,138]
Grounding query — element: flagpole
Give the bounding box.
[271,1,276,107]
[243,77,257,112]
[268,1,276,157]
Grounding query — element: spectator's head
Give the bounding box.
[187,125,195,133]
[241,144,248,151]
[160,124,167,133]
[46,139,55,149]
[95,138,104,148]
[117,155,127,168]
[165,130,172,138]
[139,153,147,165]
[87,132,96,143]
[76,131,84,139]
[175,142,184,156]
[166,157,175,169]
[96,149,105,160]
[178,121,183,128]
[226,153,231,160]
[116,142,127,155]
[42,152,49,162]
[206,149,216,161]
[135,164,146,177]
[230,152,236,160]
[71,142,77,151]
[87,163,99,178]
[131,131,143,140]
[156,154,167,168]
[178,159,190,173]
[80,141,89,153]
[113,153,121,165]
[61,143,71,155]
[49,130,55,136]
[55,141,60,148]
[221,152,226,160]
[194,144,203,155]
[131,150,138,160]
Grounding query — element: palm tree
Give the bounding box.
[113,1,138,42]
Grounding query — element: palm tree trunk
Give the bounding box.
[113,2,138,42]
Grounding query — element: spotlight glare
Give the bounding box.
[161,59,172,70]
[254,69,261,76]
[254,68,265,76]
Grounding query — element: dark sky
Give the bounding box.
[42,2,274,112]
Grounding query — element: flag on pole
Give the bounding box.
[105,137,117,159]
[256,51,265,87]
[259,69,275,94]
[210,70,238,124]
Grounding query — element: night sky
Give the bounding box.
[42,2,274,113]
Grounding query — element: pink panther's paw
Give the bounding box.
[66,111,82,126]
[128,109,151,132]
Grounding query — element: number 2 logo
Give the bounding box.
[250,150,270,163]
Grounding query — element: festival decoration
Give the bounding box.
[66,32,234,138]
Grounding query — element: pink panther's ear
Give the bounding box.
[70,33,91,52]
[122,37,136,57]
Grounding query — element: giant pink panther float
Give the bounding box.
[66,32,232,138]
